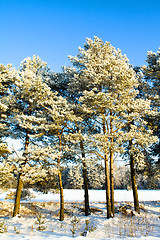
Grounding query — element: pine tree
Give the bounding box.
[68,165,83,189]
[69,36,157,216]
[0,162,15,189]
[0,64,15,157]
[121,95,157,211]
[10,55,50,217]
[141,49,160,186]
[69,36,137,217]
[46,66,92,216]
[35,90,79,221]
[88,162,105,189]
[113,164,130,189]
[11,56,78,220]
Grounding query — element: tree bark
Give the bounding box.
[58,167,64,221]
[110,149,114,216]
[129,140,140,214]
[58,133,64,221]
[105,154,112,218]
[80,140,90,216]
[110,112,114,216]
[102,116,111,218]
[12,173,23,217]
[13,130,29,217]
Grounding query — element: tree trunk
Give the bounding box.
[105,154,112,218]
[58,133,64,221]
[110,112,114,216]
[58,168,64,221]
[80,140,90,216]
[129,140,140,214]
[110,149,114,216]
[12,173,23,217]
[13,131,29,217]
[102,116,111,218]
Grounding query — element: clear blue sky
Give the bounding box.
[0,0,160,72]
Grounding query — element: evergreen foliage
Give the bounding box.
[0,37,159,220]
[141,49,160,188]
[0,64,15,157]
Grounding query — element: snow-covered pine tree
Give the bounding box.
[34,88,80,221]
[68,165,83,189]
[10,55,50,217]
[6,149,58,191]
[11,57,79,221]
[113,164,130,189]
[0,64,15,157]
[46,66,92,216]
[0,162,15,189]
[88,162,105,189]
[118,87,158,212]
[69,36,137,217]
[69,36,157,216]
[141,49,160,188]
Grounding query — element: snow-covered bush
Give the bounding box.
[0,220,7,233]
[5,189,35,200]
[70,215,80,237]
[35,212,46,231]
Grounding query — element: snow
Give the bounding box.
[1,189,159,202]
[0,189,159,240]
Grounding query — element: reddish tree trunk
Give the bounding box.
[80,140,90,216]
[13,131,29,217]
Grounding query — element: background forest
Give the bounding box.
[0,37,159,220]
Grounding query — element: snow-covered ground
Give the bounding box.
[0,189,159,240]
[1,189,159,202]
